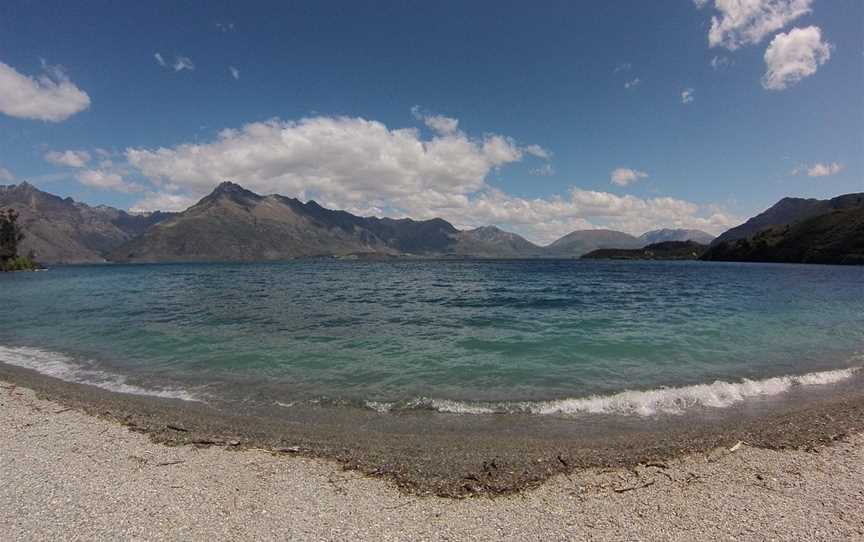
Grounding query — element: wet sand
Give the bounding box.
[2,379,863,540]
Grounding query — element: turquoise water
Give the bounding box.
[1,260,862,416]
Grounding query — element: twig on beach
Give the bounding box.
[166,424,189,432]
[613,480,656,493]
[729,441,744,452]
[54,407,73,414]
[156,460,186,467]
[383,501,413,511]
[644,461,668,469]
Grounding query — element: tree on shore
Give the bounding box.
[0,208,38,271]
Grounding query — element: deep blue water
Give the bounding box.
[1,260,862,416]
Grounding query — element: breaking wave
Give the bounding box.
[364,367,860,417]
[0,345,199,402]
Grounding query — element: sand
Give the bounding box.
[2,381,863,541]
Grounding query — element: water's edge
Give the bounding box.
[2,358,863,498]
[2,344,860,418]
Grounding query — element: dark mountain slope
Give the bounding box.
[0,182,173,263]
[702,205,864,265]
[712,193,864,246]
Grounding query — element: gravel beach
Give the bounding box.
[2,381,863,541]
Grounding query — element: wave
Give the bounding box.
[0,345,199,402]
[364,367,860,417]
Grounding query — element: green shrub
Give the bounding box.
[0,255,40,272]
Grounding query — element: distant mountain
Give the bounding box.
[711,193,864,246]
[0,182,173,263]
[582,241,708,261]
[109,182,542,262]
[702,203,864,265]
[544,229,642,258]
[639,228,714,246]
[448,226,544,258]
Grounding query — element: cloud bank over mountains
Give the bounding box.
[41,112,738,243]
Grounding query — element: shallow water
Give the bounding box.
[1,260,862,417]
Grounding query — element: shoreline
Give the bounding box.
[3,377,863,539]
[2,361,864,498]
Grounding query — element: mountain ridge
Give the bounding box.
[6,181,860,265]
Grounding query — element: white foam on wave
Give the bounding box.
[367,367,860,417]
[0,345,200,402]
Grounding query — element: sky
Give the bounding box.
[0,0,861,244]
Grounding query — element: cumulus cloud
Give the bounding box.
[613,62,632,73]
[229,66,240,80]
[610,168,648,186]
[0,167,15,182]
[806,162,843,177]
[693,0,709,7]
[707,0,813,50]
[114,112,735,242]
[0,60,90,122]
[762,26,831,90]
[45,150,91,168]
[76,169,141,193]
[681,88,695,104]
[624,77,641,89]
[155,53,195,72]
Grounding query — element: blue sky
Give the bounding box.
[0,0,861,242]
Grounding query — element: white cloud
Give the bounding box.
[530,164,555,176]
[806,162,843,177]
[229,66,240,80]
[624,77,641,89]
[610,168,648,186]
[762,26,832,90]
[613,62,632,73]
[45,150,91,168]
[0,60,90,122]
[173,56,195,72]
[524,144,551,159]
[216,22,235,32]
[681,88,695,104]
[116,112,735,243]
[693,0,709,8]
[0,167,15,182]
[411,106,459,135]
[448,188,738,243]
[154,53,195,72]
[707,0,813,50]
[76,169,141,193]
[129,192,197,213]
[710,55,731,69]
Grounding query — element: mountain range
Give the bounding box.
[3,180,860,265]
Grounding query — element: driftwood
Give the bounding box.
[156,460,186,467]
